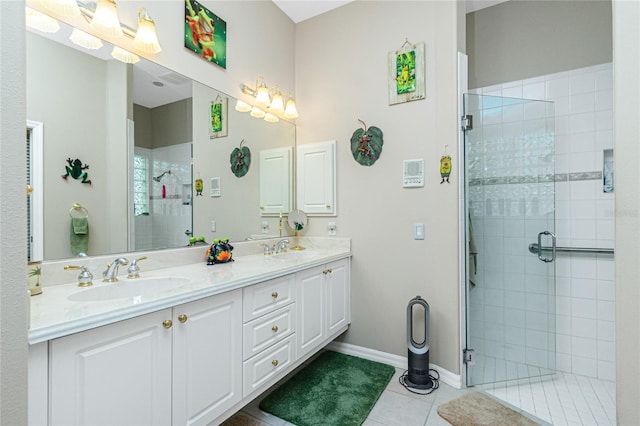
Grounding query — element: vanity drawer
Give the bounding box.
[243,334,295,397]
[243,275,295,322]
[243,304,295,360]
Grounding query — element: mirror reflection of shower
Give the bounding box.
[153,170,171,182]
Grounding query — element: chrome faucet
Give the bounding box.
[275,239,290,254]
[103,257,129,282]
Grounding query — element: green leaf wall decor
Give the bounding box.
[350,119,383,166]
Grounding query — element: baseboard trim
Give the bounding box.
[327,341,462,389]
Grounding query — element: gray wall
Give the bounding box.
[134,98,192,149]
[467,0,612,88]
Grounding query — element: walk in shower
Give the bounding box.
[463,93,556,386]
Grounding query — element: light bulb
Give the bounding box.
[255,82,271,107]
[70,29,103,50]
[90,0,123,38]
[111,46,139,64]
[132,8,161,54]
[264,113,279,123]
[283,98,299,119]
[250,107,266,119]
[42,0,81,17]
[235,100,252,112]
[269,92,285,115]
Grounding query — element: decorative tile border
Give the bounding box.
[469,171,602,186]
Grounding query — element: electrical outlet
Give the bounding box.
[327,222,337,236]
[210,220,216,232]
[261,221,269,234]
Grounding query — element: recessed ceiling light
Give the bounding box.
[152,81,164,87]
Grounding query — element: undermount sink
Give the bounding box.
[68,276,190,302]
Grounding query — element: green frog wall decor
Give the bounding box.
[61,158,92,185]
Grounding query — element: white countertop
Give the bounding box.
[29,238,350,344]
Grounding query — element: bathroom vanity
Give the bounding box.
[28,238,351,426]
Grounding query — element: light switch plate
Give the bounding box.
[414,223,425,240]
[210,220,216,232]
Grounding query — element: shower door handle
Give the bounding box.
[537,231,556,263]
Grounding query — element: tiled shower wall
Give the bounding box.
[134,143,192,251]
[470,63,615,381]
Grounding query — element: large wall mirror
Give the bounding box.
[26,17,295,262]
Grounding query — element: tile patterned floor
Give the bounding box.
[481,372,616,426]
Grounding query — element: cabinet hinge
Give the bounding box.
[463,348,475,365]
[461,114,473,131]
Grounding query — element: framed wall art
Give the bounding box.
[209,95,228,138]
[388,40,425,105]
[185,0,227,69]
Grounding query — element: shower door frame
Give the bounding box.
[461,92,557,388]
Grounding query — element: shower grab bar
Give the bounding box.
[528,243,614,255]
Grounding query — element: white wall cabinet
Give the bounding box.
[49,290,242,426]
[259,147,292,215]
[296,141,336,215]
[297,258,350,359]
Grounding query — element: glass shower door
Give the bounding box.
[464,94,556,386]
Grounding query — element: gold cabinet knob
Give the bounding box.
[326,204,331,209]
[178,314,188,323]
[271,291,278,299]
[272,325,279,332]
[27,185,33,195]
[272,359,279,367]
[260,206,265,210]
[322,268,333,275]
[162,320,173,329]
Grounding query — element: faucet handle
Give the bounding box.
[64,265,94,287]
[127,256,147,279]
[259,243,272,255]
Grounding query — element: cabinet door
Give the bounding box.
[296,141,336,215]
[296,265,325,358]
[259,147,292,215]
[326,259,351,336]
[50,309,172,426]
[172,289,242,426]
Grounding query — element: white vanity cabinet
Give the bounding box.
[32,249,351,426]
[48,290,242,426]
[296,258,350,359]
[242,275,297,397]
[49,309,173,426]
[172,289,242,425]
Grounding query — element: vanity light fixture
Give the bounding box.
[239,77,299,121]
[90,0,123,37]
[26,7,60,33]
[235,100,252,113]
[132,8,161,54]
[264,113,279,123]
[111,46,140,64]
[70,28,103,50]
[42,0,81,17]
[283,97,299,119]
[250,107,266,119]
[28,1,162,60]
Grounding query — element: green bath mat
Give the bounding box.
[259,351,395,426]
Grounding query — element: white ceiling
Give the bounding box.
[272,0,510,23]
